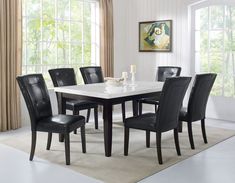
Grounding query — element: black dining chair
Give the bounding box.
[179,73,217,149]
[124,77,191,164]
[80,66,126,122]
[16,74,86,165]
[138,66,181,115]
[49,68,99,130]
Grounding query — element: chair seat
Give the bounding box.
[37,114,85,133]
[179,107,188,121]
[139,98,160,105]
[66,100,98,111]
[124,113,157,131]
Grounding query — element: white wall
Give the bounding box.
[113,0,192,80]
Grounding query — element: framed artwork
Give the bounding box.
[139,20,172,52]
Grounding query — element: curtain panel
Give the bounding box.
[0,0,22,131]
[100,0,114,77]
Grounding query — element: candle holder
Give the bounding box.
[122,72,128,85]
[131,72,135,85]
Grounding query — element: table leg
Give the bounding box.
[132,100,139,116]
[103,101,113,157]
[57,93,66,142]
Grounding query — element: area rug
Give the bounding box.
[1,122,235,183]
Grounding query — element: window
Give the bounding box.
[22,0,100,85]
[194,5,235,97]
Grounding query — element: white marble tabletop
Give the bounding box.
[53,81,164,99]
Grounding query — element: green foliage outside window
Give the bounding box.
[22,0,99,86]
[195,5,235,97]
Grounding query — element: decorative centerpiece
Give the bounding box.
[104,77,124,87]
[130,64,136,85]
[121,72,128,85]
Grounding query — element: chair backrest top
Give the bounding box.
[156,77,191,132]
[80,66,104,84]
[48,68,77,87]
[187,73,217,121]
[157,66,182,82]
[16,74,52,130]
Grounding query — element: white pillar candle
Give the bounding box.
[122,72,128,78]
[130,65,136,73]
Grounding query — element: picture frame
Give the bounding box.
[139,20,172,52]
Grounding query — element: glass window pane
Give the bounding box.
[84,21,91,44]
[71,22,82,42]
[57,21,70,41]
[42,0,55,19]
[22,0,100,85]
[195,7,208,30]
[210,6,224,29]
[71,0,83,21]
[209,52,223,73]
[42,18,56,41]
[57,42,69,64]
[224,75,235,97]
[209,31,223,51]
[195,31,208,52]
[84,44,91,65]
[71,44,82,64]
[26,42,41,65]
[199,52,209,72]
[211,74,222,96]
[57,0,70,20]
[26,0,41,19]
[27,19,41,42]
[232,7,235,29]
[42,42,56,65]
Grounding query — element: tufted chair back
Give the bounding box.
[16,74,52,130]
[48,68,77,87]
[187,73,217,122]
[80,66,104,84]
[157,66,181,82]
[156,77,191,132]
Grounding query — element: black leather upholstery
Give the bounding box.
[48,68,77,87]
[179,73,217,149]
[49,68,98,129]
[80,66,104,84]
[157,66,182,81]
[16,74,86,165]
[124,77,191,164]
[138,66,182,114]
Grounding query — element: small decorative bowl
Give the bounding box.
[105,77,124,87]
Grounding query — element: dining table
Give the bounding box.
[53,81,163,157]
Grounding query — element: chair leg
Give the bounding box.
[154,104,157,113]
[178,121,183,133]
[80,126,86,153]
[174,128,181,156]
[146,130,150,148]
[86,109,91,123]
[73,110,79,134]
[156,132,163,164]
[121,102,126,122]
[64,133,70,165]
[139,102,143,115]
[201,119,208,144]
[124,127,129,156]
[94,107,98,129]
[46,132,52,150]
[30,131,37,161]
[187,122,195,149]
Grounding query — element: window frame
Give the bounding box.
[22,0,100,85]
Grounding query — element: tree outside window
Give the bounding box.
[22,0,100,86]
